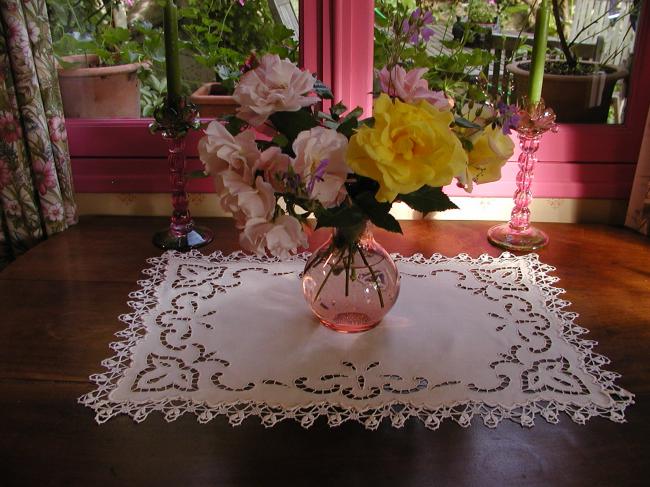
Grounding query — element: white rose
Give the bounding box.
[292,127,350,208]
[220,175,276,229]
[239,214,307,258]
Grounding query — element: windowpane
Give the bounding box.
[47,0,300,119]
[373,0,639,125]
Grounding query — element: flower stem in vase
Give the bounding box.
[302,222,399,333]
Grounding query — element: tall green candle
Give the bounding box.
[163,0,182,107]
[528,0,550,104]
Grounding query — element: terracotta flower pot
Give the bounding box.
[57,54,144,118]
[189,82,239,119]
[507,60,628,124]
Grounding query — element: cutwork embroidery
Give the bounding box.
[80,251,634,429]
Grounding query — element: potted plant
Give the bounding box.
[48,0,162,118]
[180,0,297,118]
[506,0,631,123]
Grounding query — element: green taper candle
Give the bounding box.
[528,0,550,104]
[164,0,182,107]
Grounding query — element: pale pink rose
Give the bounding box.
[32,158,57,195]
[0,158,11,189]
[233,54,319,126]
[292,127,349,208]
[48,116,66,142]
[378,66,452,110]
[198,120,260,183]
[265,215,308,258]
[230,176,276,229]
[257,146,291,192]
[44,201,64,222]
[240,214,307,258]
[0,111,22,143]
[239,218,273,256]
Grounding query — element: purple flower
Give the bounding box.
[238,0,245,5]
[498,102,521,135]
[307,158,329,194]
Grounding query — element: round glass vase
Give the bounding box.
[302,222,400,333]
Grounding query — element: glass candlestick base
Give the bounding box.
[153,225,214,251]
[487,223,548,251]
[487,98,557,253]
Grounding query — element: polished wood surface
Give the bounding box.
[1,216,649,486]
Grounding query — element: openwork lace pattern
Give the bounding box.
[78,251,634,429]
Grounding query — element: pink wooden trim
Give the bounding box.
[73,156,633,199]
[299,0,317,71]
[332,0,374,116]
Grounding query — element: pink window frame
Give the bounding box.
[69,0,650,200]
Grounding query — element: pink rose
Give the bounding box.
[378,66,452,110]
[233,54,319,127]
[231,176,276,229]
[0,158,11,190]
[257,146,291,192]
[198,120,260,184]
[240,214,307,258]
[292,127,349,208]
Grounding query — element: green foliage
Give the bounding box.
[468,0,498,24]
[398,186,458,216]
[180,0,298,90]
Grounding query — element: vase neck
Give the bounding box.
[333,220,372,247]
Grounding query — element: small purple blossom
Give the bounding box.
[284,171,302,193]
[498,102,521,135]
[307,158,329,194]
[238,0,245,6]
[403,8,435,45]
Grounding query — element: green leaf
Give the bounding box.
[222,115,248,136]
[454,116,482,129]
[398,186,458,215]
[336,116,358,139]
[314,205,365,230]
[269,109,318,145]
[272,133,289,148]
[354,191,402,234]
[313,79,334,100]
[185,170,208,179]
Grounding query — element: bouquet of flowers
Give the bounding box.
[198,52,515,258]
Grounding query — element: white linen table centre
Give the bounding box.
[80,251,633,429]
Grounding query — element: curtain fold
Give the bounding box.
[625,107,650,236]
[0,0,77,267]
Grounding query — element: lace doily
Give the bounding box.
[79,251,634,430]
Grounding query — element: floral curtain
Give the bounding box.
[0,0,76,268]
[625,107,650,236]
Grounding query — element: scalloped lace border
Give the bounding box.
[78,251,634,429]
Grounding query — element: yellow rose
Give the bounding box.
[460,126,514,192]
[347,94,467,202]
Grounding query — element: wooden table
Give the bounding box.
[1,216,649,486]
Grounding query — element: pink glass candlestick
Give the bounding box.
[153,133,213,250]
[487,100,557,251]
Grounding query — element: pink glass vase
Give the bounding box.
[302,222,400,333]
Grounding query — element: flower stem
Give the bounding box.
[357,243,384,308]
[313,247,345,303]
